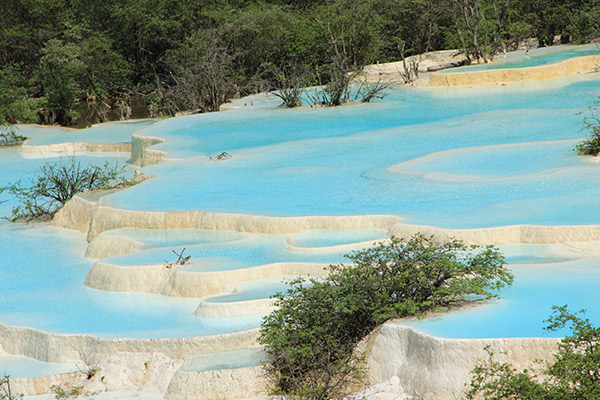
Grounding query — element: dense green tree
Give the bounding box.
[316,0,384,68]
[37,39,86,124]
[0,65,36,125]
[74,29,133,98]
[1,0,599,124]
[260,234,513,399]
[566,0,600,43]
[375,0,448,60]
[109,0,197,83]
[220,4,317,80]
[515,0,592,46]
[0,0,39,70]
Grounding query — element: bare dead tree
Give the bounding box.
[207,152,232,161]
[452,0,511,63]
[116,98,132,120]
[164,248,191,269]
[452,0,486,63]
[162,29,241,114]
[489,0,511,60]
[1,376,23,400]
[397,40,419,84]
[420,0,442,54]
[452,1,471,64]
[96,101,111,122]
[320,20,356,106]
[354,77,391,102]
[263,63,307,108]
[273,86,304,108]
[0,126,26,147]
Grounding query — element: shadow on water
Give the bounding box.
[73,96,151,128]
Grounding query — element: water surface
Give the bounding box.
[2,47,600,341]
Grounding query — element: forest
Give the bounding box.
[0,0,599,126]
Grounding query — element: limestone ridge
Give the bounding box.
[427,54,600,86]
[365,323,560,400]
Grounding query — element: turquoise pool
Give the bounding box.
[15,119,156,146]
[103,78,600,229]
[0,355,77,379]
[406,255,600,338]
[206,277,295,303]
[182,348,268,371]
[445,43,600,72]
[1,45,600,340]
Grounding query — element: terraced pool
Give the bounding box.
[447,43,600,72]
[2,46,600,348]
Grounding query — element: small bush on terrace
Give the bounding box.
[575,98,600,156]
[0,126,27,147]
[468,305,600,400]
[0,158,129,222]
[259,234,513,400]
[0,376,23,400]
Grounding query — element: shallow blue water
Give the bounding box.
[406,257,600,338]
[103,228,246,251]
[101,79,600,229]
[0,149,358,338]
[105,234,348,270]
[1,47,600,341]
[0,221,262,338]
[0,355,77,378]
[447,43,600,72]
[206,277,293,303]
[16,119,156,146]
[289,229,388,248]
[0,148,261,338]
[183,348,268,371]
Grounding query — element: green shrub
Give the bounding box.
[575,99,600,156]
[1,158,129,222]
[0,376,23,400]
[50,383,98,399]
[260,234,513,400]
[468,305,600,400]
[0,126,27,147]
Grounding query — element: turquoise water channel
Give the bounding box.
[0,355,78,379]
[447,43,600,72]
[1,46,600,344]
[103,78,600,228]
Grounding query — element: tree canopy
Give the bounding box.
[260,234,513,399]
[1,0,598,125]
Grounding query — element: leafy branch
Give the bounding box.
[0,126,27,147]
[1,158,130,222]
[0,376,23,400]
[575,98,600,156]
[260,234,512,399]
[467,305,600,400]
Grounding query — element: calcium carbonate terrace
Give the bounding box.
[1,45,600,397]
[447,43,600,72]
[104,78,600,228]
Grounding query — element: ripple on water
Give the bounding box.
[3,50,600,340]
